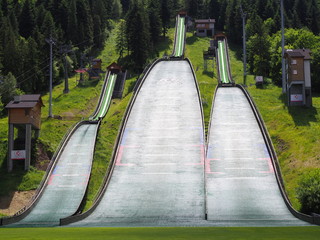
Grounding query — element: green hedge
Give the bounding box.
[296,169,320,214]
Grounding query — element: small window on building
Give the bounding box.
[293,69,298,75]
[291,59,297,64]
[198,30,205,33]
[25,109,30,116]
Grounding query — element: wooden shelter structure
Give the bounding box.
[195,19,215,37]
[5,94,44,171]
[284,49,312,106]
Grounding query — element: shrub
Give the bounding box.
[296,169,320,214]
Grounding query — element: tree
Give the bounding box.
[116,19,127,59]
[224,0,242,43]
[208,0,220,20]
[187,0,199,18]
[76,0,94,49]
[111,0,123,19]
[19,0,35,38]
[41,11,56,39]
[0,16,20,76]
[121,0,131,14]
[0,72,20,105]
[66,0,78,44]
[148,0,162,45]
[247,16,271,77]
[126,1,151,71]
[268,28,320,88]
[160,0,172,38]
[93,15,104,49]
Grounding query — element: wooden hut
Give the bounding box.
[5,94,44,171]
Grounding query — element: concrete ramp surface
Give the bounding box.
[206,87,309,226]
[71,60,205,227]
[8,124,98,227]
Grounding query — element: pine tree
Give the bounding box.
[116,19,127,59]
[93,15,104,49]
[0,72,20,105]
[225,0,242,43]
[19,0,35,38]
[247,15,271,77]
[66,0,78,45]
[25,37,44,93]
[121,0,131,14]
[76,0,94,49]
[148,0,162,45]
[160,0,172,38]
[187,0,199,18]
[1,17,20,75]
[111,0,123,19]
[41,11,56,39]
[209,0,220,20]
[126,1,151,71]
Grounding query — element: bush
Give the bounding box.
[296,169,320,214]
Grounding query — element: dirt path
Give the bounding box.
[0,190,35,216]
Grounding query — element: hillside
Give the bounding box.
[1,25,320,218]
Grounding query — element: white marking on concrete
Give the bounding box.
[142,173,174,175]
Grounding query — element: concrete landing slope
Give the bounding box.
[70,60,205,227]
[206,87,309,226]
[4,124,98,227]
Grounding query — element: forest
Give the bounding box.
[1,0,320,115]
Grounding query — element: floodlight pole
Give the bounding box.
[240,4,247,86]
[281,0,286,93]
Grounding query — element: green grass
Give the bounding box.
[82,92,132,210]
[185,32,217,134]
[0,227,320,240]
[246,80,320,209]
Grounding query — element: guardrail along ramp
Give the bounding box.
[70,60,205,227]
[206,87,310,226]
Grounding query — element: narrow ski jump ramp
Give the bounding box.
[2,71,116,227]
[70,60,205,227]
[206,87,309,226]
[7,124,98,227]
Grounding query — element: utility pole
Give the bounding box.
[281,0,286,93]
[45,37,56,118]
[60,45,72,93]
[240,4,247,86]
[79,53,86,83]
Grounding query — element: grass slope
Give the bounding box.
[185,33,217,134]
[0,227,320,240]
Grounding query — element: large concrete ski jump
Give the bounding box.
[69,60,206,227]
[206,87,310,226]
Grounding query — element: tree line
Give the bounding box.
[2,0,320,115]
[185,0,320,89]
[0,0,122,115]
